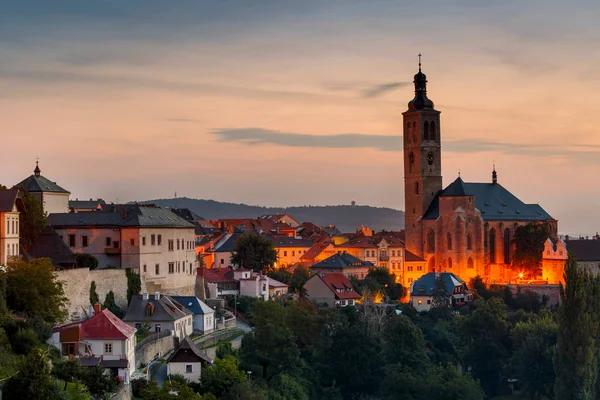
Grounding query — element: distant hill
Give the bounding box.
[140,198,404,233]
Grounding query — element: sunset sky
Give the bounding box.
[1,1,599,234]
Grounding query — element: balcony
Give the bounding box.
[104,247,121,255]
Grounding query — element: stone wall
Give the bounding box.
[506,284,561,307]
[135,332,174,368]
[55,268,128,321]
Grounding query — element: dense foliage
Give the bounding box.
[13,186,48,248]
[231,233,277,273]
[511,221,551,277]
[126,268,142,305]
[75,253,99,270]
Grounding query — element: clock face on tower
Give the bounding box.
[427,151,434,165]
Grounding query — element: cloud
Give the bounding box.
[323,80,410,98]
[166,118,201,123]
[211,128,600,161]
[361,82,411,98]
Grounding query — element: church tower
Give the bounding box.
[403,56,442,257]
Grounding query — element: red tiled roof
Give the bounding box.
[301,239,332,261]
[197,267,235,282]
[405,250,425,262]
[318,273,361,300]
[80,309,136,340]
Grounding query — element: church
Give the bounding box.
[402,60,565,284]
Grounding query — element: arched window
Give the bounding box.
[430,121,436,142]
[447,232,452,250]
[467,257,474,269]
[412,121,417,143]
[408,152,414,173]
[428,256,436,272]
[467,233,472,251]
[405,122,411,144]
[427,229,435,253]
[489,228,496,264]
[424,121,430,141]
[504,228,511,264]
[447,258,452,269]
[415,182,419,195]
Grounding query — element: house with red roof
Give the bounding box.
[50,304,137,383]
[198,267,281,300]
[303,272,360,307]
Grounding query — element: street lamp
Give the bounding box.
[247,371,252,381]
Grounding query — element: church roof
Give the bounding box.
[16,162,70,194]
[423,177,554,221]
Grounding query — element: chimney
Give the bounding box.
[93,303,102,315]
[154,291,160,300]
[143,292,149,300]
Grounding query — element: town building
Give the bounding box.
[565,237,600,275]
[166,336,212,383]
[273,237,313,267]
[310,252,373,279]
[16,161,70,214]
[170,296,216,334]
[0,188,25,265]
[207,232,241,269]
[48,204,197,294]
[269,278,289,297]
[198,267,275,301]
[402,61,564,284]
[69,198,107,213]
[410,272,473,312]
[123,293,193,340]
[49,304,136,383]
[304,272,360,307]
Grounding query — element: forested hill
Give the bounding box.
[140,197,404,232]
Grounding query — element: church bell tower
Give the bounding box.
[403,55,443,257]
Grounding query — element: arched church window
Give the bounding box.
[489,228,497,264]
[427,229,435,254]
[447,233,452,250]
[467,257,474,269]
[467,233,472,251]
[424,121,429,141]
[409,152,414,173]
[448,258,452,269]
[504,228,511,264]
[412,121,417,143]
[406,122,410,142]
[415,182,419,195]
[430,121,436,142]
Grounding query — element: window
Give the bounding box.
[169,262,175,274]
[424,121,430,140]
[185,365,193,373]
[417,299,422,304]
[143,264,147,273]
[430,121,436,142]
[392,262,396,270]
[489,228,497,263]
[262,284,266,291]
[503,228,511,264]
[130,238,135,246]
[104,343,112,354]
[151,234,156,246]
[157,235,162,245]
[155,264,160,275]
[292,250,295,256]
[447,233,452,250]
[177,239,180,250]
[142,237,146,246]
[82,235,88,247]
[408,152,414,173]
[69,234,76,247]
[168,240,174,251]
[220,258,224,265]
[155,324,161,333]
[467,233,472,251]
[427,299,431,305]
[408,266,413,272]
[113,240,119,248]
[188,318,191,326]
[427,229,435,253]
[106,237,112,247]
[284,251,287,257]
[467,257,474,269]
[415,181,419,195]
[448,258,452,269]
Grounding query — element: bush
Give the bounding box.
[26,316,53,343]
[168,373,187,385]
[76,253,99,270]
[131,378,147,398]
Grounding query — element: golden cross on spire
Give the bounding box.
[418,53,422,71]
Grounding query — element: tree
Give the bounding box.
[290,266,309,293]
[382,315,429,369]
[11,328,39,355]
[75,253,98,270]
[79,365,116,399]
[201,356,247,398]
[267,269,292,286]
[511,222,550,277]
[89,280,99,306]
[5,186,47,248]
[103,290,124,318]
[554,253,599,399]
[53,359,81,390]
[424,363,485,400]
[230,233,277,273]
[143,380,215,399]
[365,267,406,301]
[126,268,142,305]
[5,258,68,323]
[3,348,64,399]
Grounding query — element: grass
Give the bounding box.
[198,329,245,350]
[55,380,91,400]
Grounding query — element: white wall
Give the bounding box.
[411,295,433,312]
[41,192,70,214]
[54,227,122,269]
[167,361,201,383]
[213,251,233,269]
[193,312,215,334]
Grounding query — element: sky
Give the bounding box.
[1,0,599,234]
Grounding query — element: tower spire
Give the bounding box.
[492,162,497,184]
[418,53,422,72]
[34,158,41,177]
[407,53,434,110]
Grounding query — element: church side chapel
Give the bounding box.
[402,56,565,284]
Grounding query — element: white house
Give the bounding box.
[0,188,25,266]
[198,267,272,301]
[171,296,216,334]
[123,293,193,340]
[15,161,70,214]
[48,204,197,293]
[410,272,473,312]
[166,336,212,383]
[50,304,136,383]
